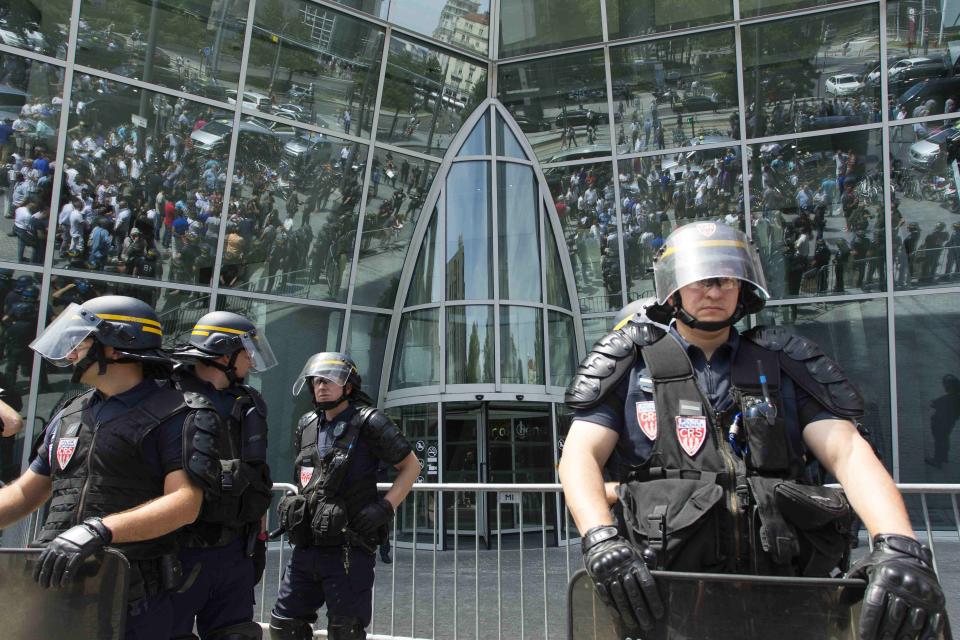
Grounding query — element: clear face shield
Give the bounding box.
[240,330,278,373]
[291,354,355,396]
[29,303,102,367]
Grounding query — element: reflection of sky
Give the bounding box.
[389,0,490,42]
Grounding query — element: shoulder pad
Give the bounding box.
[565,324,661,410]
[358,407,391,430]
[298,411,318,429]
[236,385,267,417]
[742,326,791,352]
[358,407,412,465]
[618,317,667,348]
[183,391,213,410]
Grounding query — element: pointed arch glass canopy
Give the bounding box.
[385,100,583,399]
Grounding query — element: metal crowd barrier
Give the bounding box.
[258,482,960,640]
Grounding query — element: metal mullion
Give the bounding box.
[763,290,891,307]
[343,303,393,316]
[734,21,753,251]
[49,267,214,295]
[738,0,877,26]
[489,0,500,62]
[70,63,232,112]
[383,25,489,67]
[733,0,741,21]
[372,140,444,165]
[615,134,742,164]
[889,285,960,298]
[539,193,552,386]
[600,42,628,310]
[491,123,502,391]
[0,43,67,68]
[600,0,609,42]
[208,0,259,313]
[212,285,349,311]
[743,121,883,147]
[236,106,370,145]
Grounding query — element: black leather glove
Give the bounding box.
[34,517,112,589]
[351,498,394,536]
[846,534,946,640]
[253,536,266,586]
[582,525,663,632]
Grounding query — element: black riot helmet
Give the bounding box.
[171,310,277,383]
[30,295,175,382]
[648,222,770,331]
[292,351,372,409]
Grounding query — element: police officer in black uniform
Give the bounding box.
[0,295,203,639]
[168,311,278,640]
[269,353,420,640]
[559,222,947,640]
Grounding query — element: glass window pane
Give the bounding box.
[2,0,71,58]
[345,311,390,402]
[446,161,492,300]
[217,294,343,484]
[741,5,881,138]
[77,0,248,98]
[2,53,62,267]
[459,112,489,156]
[246,1,384,137]
[742,0,857,19]
[545,217,571,309]
[329,0,388,20]
[548,310,576,387]
[407,208,442,306]
[748,129,885,299]
[389,0,489,56]
[497,113,526,159]
[887,2,959,108]
[497,162,540,302]
[610,29,741,153]
[56,75,232,286]
[894,293,959,483]
[499,0,602,58]
[353,149,439,308]
[445,305,494,384]
[607,0,733,39]
[756,298,892,472]
[889,119,959,290]
[500,305,543,384]
[390,308,440,389]
[220,135,365,303]
[379,36,487,158]
[544,160,621,312]
[582,316,613,353]
[498,50,613,165]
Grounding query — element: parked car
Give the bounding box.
[512,115,550,133]
[226,90,272,111]
[887,57,948,89]
[908,125,960,171]
[553,108,612,128]
[894,77,960,116]
[825,73,862,96]
[272,103,309,121]
[676,94,719,113]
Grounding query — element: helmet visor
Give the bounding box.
[240,331,278,373]
[29,303,102,366]
[291,355,354,396]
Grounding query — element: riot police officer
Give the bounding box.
[168,311,277,640]
[0,295,202,639]
[269,353,420,640]
[559,222,946,639]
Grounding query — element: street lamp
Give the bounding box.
[269,20,291,95]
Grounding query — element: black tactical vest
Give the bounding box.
[34,385,189,561]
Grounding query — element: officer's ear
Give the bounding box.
[344,382,353,396]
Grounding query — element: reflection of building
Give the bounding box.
[443,12,489,96]
[432,0,481,43]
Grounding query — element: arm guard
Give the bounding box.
[565,318,666,410]
[359,408,412,466]
[234,385,268,463]
[743,326,864,421]
[182,391,225,495]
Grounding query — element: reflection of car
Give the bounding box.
[272,103,309,121]
[894,77,960,116]
[798,114,865,132]
[676,94,718,113]
[825,74,862,96]
[908,126,960,171]
[887,57,948,87]
[282,133,328,183]
[183,80,227,102]
[190,117,294,154]
[544,144,611,164]
[513,115,550,132]
[226,90,272,111]
[553,108,612,128]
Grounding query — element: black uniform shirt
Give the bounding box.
[316,404,379,488]
[31,380,187,478]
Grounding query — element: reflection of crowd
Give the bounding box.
[747,96,880,138]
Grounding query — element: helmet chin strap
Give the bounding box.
[672,293,745,331]
[206,351,243,385]
[71,341,110,383]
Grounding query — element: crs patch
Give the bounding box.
[56,437,79,470]
[635,401,658,440]
[675,416,708,458]
[696,222,716,236]
[299,466,314,488]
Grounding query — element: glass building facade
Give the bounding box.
[1,0,960,545]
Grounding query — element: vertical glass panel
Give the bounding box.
[500,305,543,384]
[544,160,621,312]
[497,162,540,302]
[246,1,385,137]
[217,294,342,482]
[544,217,572,310]
[889,120,959,290]
[459,112,489,156]
[497,113,526,159]
[582,316,613,353]
[886,2,958,106]
[379,36,488,158]
[446,161,492,300]
[894,294,959,483]
[498,50,613,165]
[756,299,892,472]
[747,129,885,300]
[610,29,741,154]
[548,310,577,387]
[353,149,439,308]
[345,311,390,402]
[220,135,365,303]
[77,0,248,97]
[385,403,438,545]
[389,0,490,56]
[741,5,881,138]
[390,308,440,389]
[498,0,602,58]
[55,75,232,286]
[607,0,732,39]
[2,0,72,58]
[406,209,442,305]
[445,305,494,384]
[741,0,850,19]
[1,53,61,267]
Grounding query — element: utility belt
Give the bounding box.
[617,469,854,577]
[275,486,379,553]
[126,552,184,603]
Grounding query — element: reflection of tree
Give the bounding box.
[466,321,480,382]
[381,50,420,139]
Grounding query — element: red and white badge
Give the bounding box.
[635,401,658,440]
[675,416,708,458]
[299,466,314,488]
[56,437,78,470]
